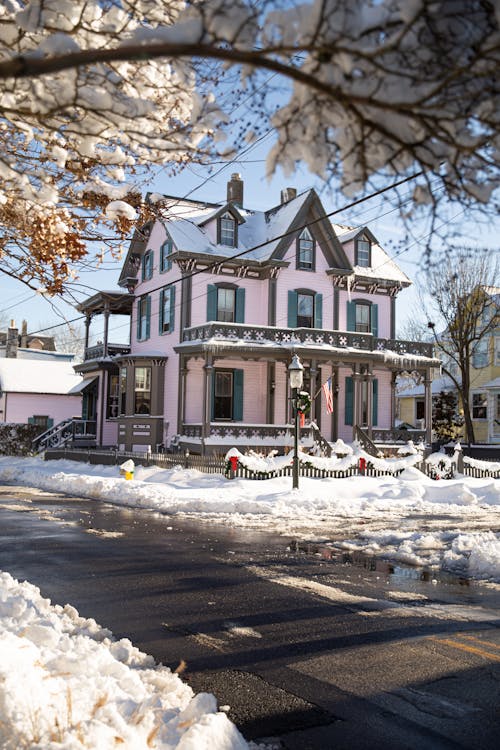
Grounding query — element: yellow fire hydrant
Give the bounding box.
[119,459,135,480]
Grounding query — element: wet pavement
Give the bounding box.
[1,483,500,748]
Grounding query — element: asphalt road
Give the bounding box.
[1,483,500,749]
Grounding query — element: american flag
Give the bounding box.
[322,377,334,414]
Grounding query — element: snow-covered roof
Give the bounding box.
[0,348,75,362]
[396,375,456,399]
[162,190,313,263]
[483,377,500,389]
[0,359,83,395]
[332,223,411,284]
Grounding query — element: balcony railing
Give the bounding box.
[181,323,434,358]
[182,422,317,444]
[84,342,130,361]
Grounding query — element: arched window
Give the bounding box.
[297,227,315,270]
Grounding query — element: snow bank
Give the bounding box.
[0,455,499,582]
[0,571,247,750]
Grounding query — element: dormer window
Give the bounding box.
[297,227,315,270]
[356,236,371,267]
[219,212,236,247]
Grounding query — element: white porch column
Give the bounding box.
[424,369,433,445]
[202,354,214,455]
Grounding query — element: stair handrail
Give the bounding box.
[32,417,74,453]
[309,421,333,456]
[354,425,381,457]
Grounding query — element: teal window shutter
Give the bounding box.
[371,304,378,337]
[372,378,378,426]
[347,301,356,331]
[28,417,35,425]
[169,285,176,333]
[314,293,323,328]
[233,369,244,420]
[47,418,54,428]
[158,289,164,334]
[288,290,298,327]
[145,295,151,339]
[207,285,217,321]
[136,300,142,341]
[345,376,354,425]
[235,287,245,323]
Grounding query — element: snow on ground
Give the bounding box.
[0,571,249,750]
[0,456,500,582]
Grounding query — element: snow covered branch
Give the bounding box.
[0,0,499,292]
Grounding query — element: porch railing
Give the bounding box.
[181,422,318,445]
[83,342,130,361]
[181,322,434,358]
[33,418,97,452]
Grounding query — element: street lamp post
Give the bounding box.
[288,354,304,489]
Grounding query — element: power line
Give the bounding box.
[27,170,426,339]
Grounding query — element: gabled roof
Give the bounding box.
[333,223,411,285]
[118,188,411,285]
[0,359,83,395]
[197,202,246,227]
[267,190,351,270]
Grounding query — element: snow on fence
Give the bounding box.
[44,448,500,480]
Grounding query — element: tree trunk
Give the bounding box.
[460,366,475,445]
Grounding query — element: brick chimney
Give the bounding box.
[227,173,243,208]
[6,319,18,358]
[21,319,28,349]
[280,187,297,204]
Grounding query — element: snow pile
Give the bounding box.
[0,571,247,750]
[226,440,424,475]
[339,529,500,580]
[1,456,500,581]
[443,533,500,580]
[464,456,500,472]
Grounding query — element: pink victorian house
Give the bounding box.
[69,175,439,454]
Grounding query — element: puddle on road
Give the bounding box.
[289,540,471,587]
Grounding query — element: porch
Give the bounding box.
[175,322,440,454]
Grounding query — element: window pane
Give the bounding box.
[214,371,233,419]
[134,367,151,414]
[355,303,370,332]
[298,228,313,269]
[297,293,314,327]
[357,239,370,266]
[108,374,119,418]
[217,288,235,322]
[120,367,127,415]
[161,241,172,271]
[472,392,487,419]
[161,288,171,332]
[220,214,236,246]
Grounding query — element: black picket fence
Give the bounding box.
[44,448,500,481]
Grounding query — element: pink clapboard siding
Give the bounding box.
[336,367,393,443]
[182,359,269,425]
[190,274,269,327]
[337,290,392,339]
[275,240,334,329]
[3,392,81,425]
